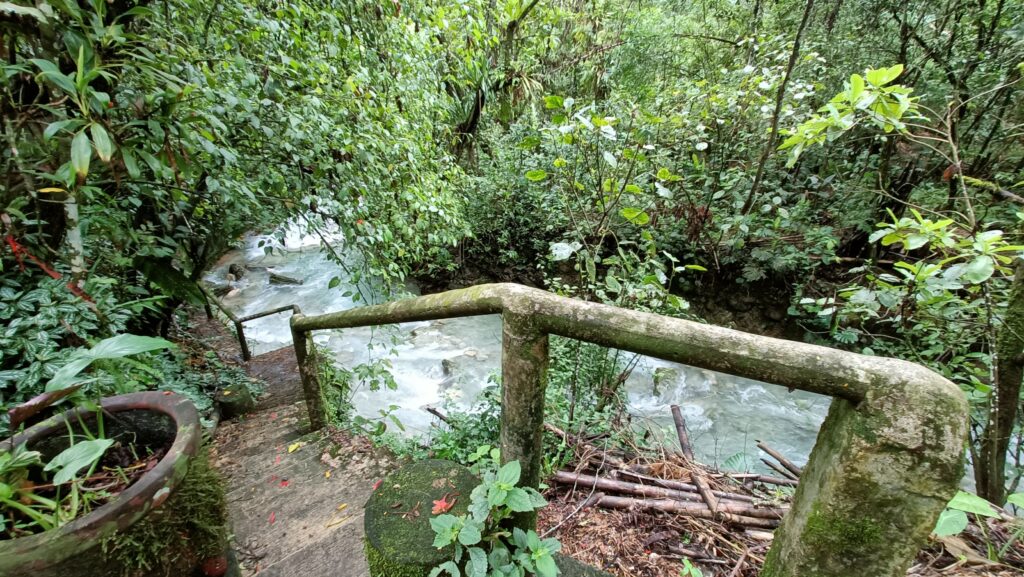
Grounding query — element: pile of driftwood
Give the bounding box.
[545,405,800,533]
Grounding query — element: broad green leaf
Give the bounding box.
[865,64,904,87]
[90,124,114,162]
[44,119,84,140]
[44,438,114,485]
[497,461,521,488]
[466,547,488,577]
[620,207,650,226]
[849,74,865,102]
[962,256,995,284]
[605,275,622,293]
[525,169,547,182]
[71,130,91,179]
[1006,493,1024,508]
[534,552,560,577]
[517,136,540,149]
[436,561,460,577]
[121,149,141,179]
[87,334,175,360]
[947,490,998,517]
[543,95,564,109]
[505,488,535,512]
[458,521,482,546]
[933,508,968,536]
[47,334,174,391]
[30,58,77,96]
[549,241,581,261]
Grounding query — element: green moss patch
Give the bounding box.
[101,447,228,577]
[364,460,479,577]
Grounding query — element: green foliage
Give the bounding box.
[933,490,1024,563]
[779,65,919,166]
[429,459,561,577]
[679,558,704,577]
[403,337,628,474]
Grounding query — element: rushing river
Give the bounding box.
[204,227,830,473]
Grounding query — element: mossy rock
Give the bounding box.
[555,554,614,577]
[364,460,478,577]
[215,382,255,419]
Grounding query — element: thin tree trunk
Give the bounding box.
[740,0,816,215]
[977,257,1024,503]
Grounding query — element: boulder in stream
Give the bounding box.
[268,271,304,285]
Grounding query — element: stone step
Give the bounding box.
[213,399,396,577]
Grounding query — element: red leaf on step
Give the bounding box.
[268,512,276,525]
[279,480,290,488]
[372,479,383,491]
[431,493,457,515]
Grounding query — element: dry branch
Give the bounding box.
[595,495,782,529]
[756,441,803,478]
[616,469,755,503]
[761,458,799,481]
[670,404,695,460]
[554,471,762,507]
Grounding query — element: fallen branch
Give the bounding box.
[544,423,627,468]
[760,458,799,481]
[693,472,720,515]
[615,469,755,503]
[729,549,749,577]
[668,405,718,513]
[555,471,750,508]
[755,475,799,487]
[595,495,782,529]
[670,404,695,461]
[425,406,451,424]
[756,441,803,478]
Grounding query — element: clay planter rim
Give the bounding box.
[0,391,201,573]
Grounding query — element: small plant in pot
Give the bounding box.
[0,334,226,577]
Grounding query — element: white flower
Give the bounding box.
[695,142,709,151]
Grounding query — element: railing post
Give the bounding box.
[499,310,549,531]
[234,321,251,361]
[762,375,967,577]
[290,315,327,430]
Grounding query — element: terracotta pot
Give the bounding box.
[0,391,201,577]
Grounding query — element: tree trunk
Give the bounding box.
[740,0,816,215]
[976,257,1024,503]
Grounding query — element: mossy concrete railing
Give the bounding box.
[200,284,300,361]
[289,283,968,577]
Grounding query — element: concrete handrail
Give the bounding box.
[200,284,300,361]
[289,283,968,577]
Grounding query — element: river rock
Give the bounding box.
[268,271,304,285]
[228,263,246,279]
[652,366,681,396]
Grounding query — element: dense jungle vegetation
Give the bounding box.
[2,0,1023,511]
